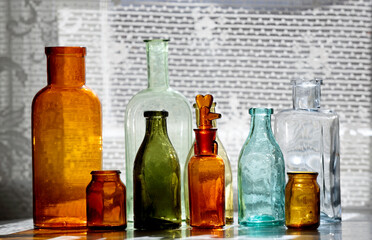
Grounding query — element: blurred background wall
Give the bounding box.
[0,0,371,220]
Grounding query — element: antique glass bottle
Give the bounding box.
[32,47,102,228]
[188,95,225,228]
[238,108,285,227]
[184,103,233,224]
[133,111,181,230]
[86,170,127,229]
[285,172,320,229]
[274,79,341,222]
[125,39,192,221]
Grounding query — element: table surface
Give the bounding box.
[0,210,371,239]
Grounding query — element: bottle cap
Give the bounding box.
[195,94,221,129]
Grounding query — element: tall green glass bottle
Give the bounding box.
[133,111,181,230]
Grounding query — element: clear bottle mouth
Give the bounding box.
[290,78,323,86]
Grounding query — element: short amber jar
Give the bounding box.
[86,170,127,229]
[285,172,320,229]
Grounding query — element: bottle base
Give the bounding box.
[286,222,319,229]
[134,218,181,230]
[239,216,284,227]
[87,224,127,230]
[320,213,341,223]
[34,217,87,229]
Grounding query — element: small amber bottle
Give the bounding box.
[188,94,225,228]
[86,170,127,229]
[285,172,320,229]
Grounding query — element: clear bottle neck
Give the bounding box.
[46,47,86,87]
[145,40,170,90]
[291,79,322,110]
[249,108,274,138]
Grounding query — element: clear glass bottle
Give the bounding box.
[188,94,225,228]
[125,40,192,222]
[133,111,181,230]
[285,172,320,229]
[274,79,341,222]
[184,103,233,224]
[238,108,285,227]
[32,47,102,228]
[86,170,126,230]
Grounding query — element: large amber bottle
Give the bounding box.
[32,47,102,228]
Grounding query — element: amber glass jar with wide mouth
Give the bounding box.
[86,170,127,230]
[285,172,320,229]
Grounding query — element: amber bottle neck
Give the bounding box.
[288,172,318,182]
[194,129,217,156]
[46,53,86,87]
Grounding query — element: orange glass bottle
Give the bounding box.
[285,172,320,229]
[188,94,225,228]
[32,47,102,228]
[86,170,126,229]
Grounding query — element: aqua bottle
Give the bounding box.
[133,111,181,230]
[238,108,285,226]
[125,40,192,222]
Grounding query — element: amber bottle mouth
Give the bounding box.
[90,170,121,175]
[287,171,318,177]
[45,46,86,56]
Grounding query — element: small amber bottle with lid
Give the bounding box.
[86,170,127,229]
[285,172,320,229]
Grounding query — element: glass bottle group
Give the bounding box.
[31,41,340,231]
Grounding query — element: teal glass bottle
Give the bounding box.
[238,108,285,226]
[133,111,181,230]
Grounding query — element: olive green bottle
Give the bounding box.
[133,110,181,230]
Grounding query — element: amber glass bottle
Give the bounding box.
[32,47,102,228]
[86,171,126,229]
[285,172,320,229]
[188,95,225,228]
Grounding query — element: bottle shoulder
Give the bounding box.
[190,154,224,165]
[275,108,339,120]
[125,88,192,118]
[32,85,101,107]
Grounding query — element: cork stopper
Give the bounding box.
[195,94,221,129]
